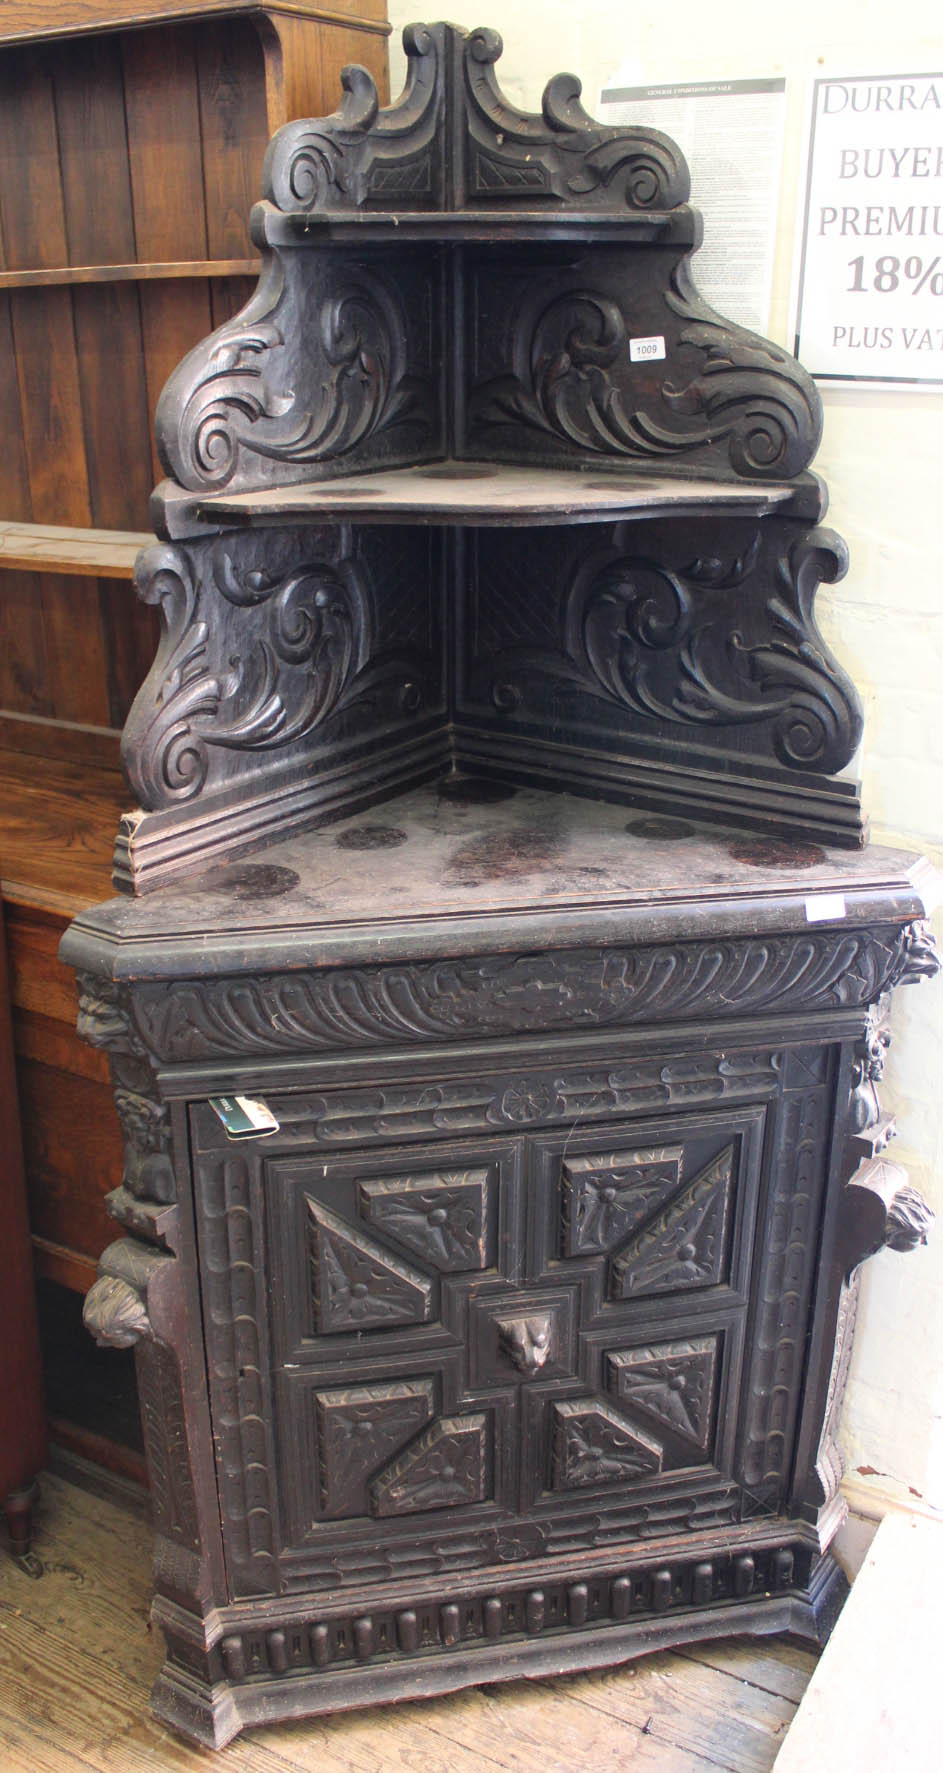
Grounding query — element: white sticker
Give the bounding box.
[629,334,667,363]
[209,1094,280,1138]
[804,893,846,924]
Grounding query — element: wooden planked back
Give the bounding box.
[0,6,389,743]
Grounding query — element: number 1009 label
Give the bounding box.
[629,334,667,362]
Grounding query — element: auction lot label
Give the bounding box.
[794,74,943,385]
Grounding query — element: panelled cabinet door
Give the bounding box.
[189,1039,836,1603]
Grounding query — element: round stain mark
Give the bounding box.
[322,486,382,498]
[209,863,300,900]
[420,465,496,480]
[437,775,517,806]
[727,837,825,869]
[334,825,409,851]
[626,817,695,841]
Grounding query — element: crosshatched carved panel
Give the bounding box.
[610,1145,735,1300]
[551,1399,663,1490]
[608,1337,719,1453]
[562,1146,683,1256]
[371,1413,491,1516]
[306,1200,433,1332]
[315,1378,435,1518]
[358,1167,493,1271]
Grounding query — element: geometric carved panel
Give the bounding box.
[607,1337,719,1452]
[370,1413,490,1516]
[562,1146,683,1256]
[609,1145,735,1301]
[305,1200,433,1332]
[358,1168,492,1271]
[551,1399,663,1490]
[315,1379,435,1518]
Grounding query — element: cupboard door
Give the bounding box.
[190,1042,835,1601]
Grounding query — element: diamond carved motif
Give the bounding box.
[610,1145,734,1300]
[551,1399,663,1490]
[608,1338,718,1452]
[358,1168,492,1271]
[306,1199,433,1332]
[371,1413,490,1516]
[315,1378,435,1517]
[562,1145,683,1256]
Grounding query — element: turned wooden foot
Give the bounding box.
[2,1480,40,1563]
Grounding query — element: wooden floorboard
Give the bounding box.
[0,1471,818,1772]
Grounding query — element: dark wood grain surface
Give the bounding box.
[63,781,939,976]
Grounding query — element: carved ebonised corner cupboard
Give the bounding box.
[62,22,940,1749]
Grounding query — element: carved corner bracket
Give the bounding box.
[843,1149,934,1283]
[83,1238,175,1350]
[75,973,176,1208]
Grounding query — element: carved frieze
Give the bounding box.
[261,1049,782,1148]
[129,925,925,1063]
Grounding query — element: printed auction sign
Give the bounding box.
[794,73,943,385]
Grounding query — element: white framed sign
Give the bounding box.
[598,76,786,335]
[793,73,943,387]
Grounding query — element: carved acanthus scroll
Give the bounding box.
[120,533,377,813]
[157,256,437,495]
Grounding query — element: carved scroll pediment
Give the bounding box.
[261,23,689,220]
